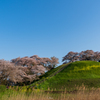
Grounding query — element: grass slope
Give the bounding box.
[29,64,68,87]
[37,61,100,90]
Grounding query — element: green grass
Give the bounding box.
[40,64,67,78]
[29,64,68,87]
[0,85,16,99]
[37,61,100,90]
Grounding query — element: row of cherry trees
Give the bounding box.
[0,55,59,85]
[62,50,100,64]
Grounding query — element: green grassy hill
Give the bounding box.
[29,63,69,87]
[35,61,100,90]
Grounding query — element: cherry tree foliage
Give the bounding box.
[11,55,59,70]
[62,50,100,64]
[51,56,59,68]
[0,55,59,85]
[0,60,36,85]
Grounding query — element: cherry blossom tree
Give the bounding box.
[62,50,100,64]
[0,60,36,85]
[62,51,79,63]
[51,56,59,68]
[10,55,59,84]
[0,55,59,85]
[11,55,59,71]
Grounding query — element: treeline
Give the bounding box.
[0,55,59,85]
[62,50,100,64]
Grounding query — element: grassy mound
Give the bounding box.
[29,64,68,87]
[37,61,100,90]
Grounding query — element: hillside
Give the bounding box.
[34,61,100,91]
[29,63,69,87]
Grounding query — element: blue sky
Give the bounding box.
[0,0,100,65]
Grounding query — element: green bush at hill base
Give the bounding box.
[37,61,100,91]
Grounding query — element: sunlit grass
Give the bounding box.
[73,64,100,71]
[1,85,100,100]
[37,61,100,90]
